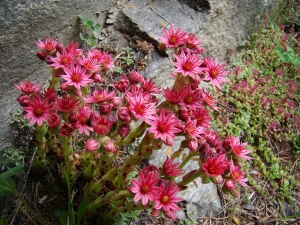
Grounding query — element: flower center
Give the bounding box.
[185,96,193,103]
[61,57,69,65]
[169,36,177,45]
[34,108,43,116]
[210,69,218,78]
[141,185,149,193]
[161,195,169,203]
[73,74,80,82]
[233,146,242,155]
[158,121,168,133]
[183,61,192,71]
[134,103,145,115]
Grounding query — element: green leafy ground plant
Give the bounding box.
[212,11,300,223]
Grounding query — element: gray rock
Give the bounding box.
[0,0,116,148]
[149,139,222,221]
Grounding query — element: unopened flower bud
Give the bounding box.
[56,42,64,54]
[17,94,30,107]
[110,97,122,108]
[230,186,240,198]
[85,138,99,152]
[118,124,131,138]
[91,73,102,82]
[164,137,174,146]
[129,70,144,84]
[118,107,131,124]
[99,103,113,114]
[36,51,47,61]
[68,113,78,124]
[48,113,61,128]
[151,209,161,218]
[211,175,223,184]
[45,56,54,64]
[103,140,116,152]
[187,139,198,151]
[224,179,236,191]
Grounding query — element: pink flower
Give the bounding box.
[24,96,52,126]
[52,94,78,112]
[179,85,203,110]
[61,64,93,89]
[78,55,101,73]
[173,50,203,80]
[125,88,157,121]
[154,182,184,221]
[142,78,161,94]
[184,118,204,139]
[192,107,212,128]
[17,95,31,107]
[14,81,42,95]
[187,139,198,151]
[158,25,187,48]
[147,109,181,144]
[229,160,248,187]
[203,57,229,90]
[225,136,252,160]
[117,107,132,125]
[200,90,218,111]
[163,87,184,104]
[162,156,184,177]
[129,172,160,206]
[76,105,93,135]
[202,154,228,177]
[36,37,57,51]
[83,89,116,104]
[184,33,205,54]
[50,50,75,69]
[92,115,114,135]
[85,138,99,152]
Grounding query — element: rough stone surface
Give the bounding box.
[0,0,116,149]
[149,139,222,221]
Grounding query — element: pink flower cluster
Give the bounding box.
[14,25,251,221]
[129,165,184,221]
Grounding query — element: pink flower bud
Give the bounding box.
[85,138,99,152]
[118,107,131,124]
[118,124,131,138]
[36,51,47,61]
[187,139,198,151]
[164,137,174,146]
[211,175,223,184]
[129,70,144,84]
[68,113,78,124]
[103,140,116,152]
[151,209,161,218]
[48,113,61,128]
[110,97,122,108]
[17,94,31,107]
[114,74,129,92]
[99,103,113,114]
[224,179,236,191]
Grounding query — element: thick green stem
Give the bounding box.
[60,136,76,179]
[34,123,48,168]
[178,151,198,169]
[177,169,202,187]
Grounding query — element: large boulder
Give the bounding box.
[0,0,116,148]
